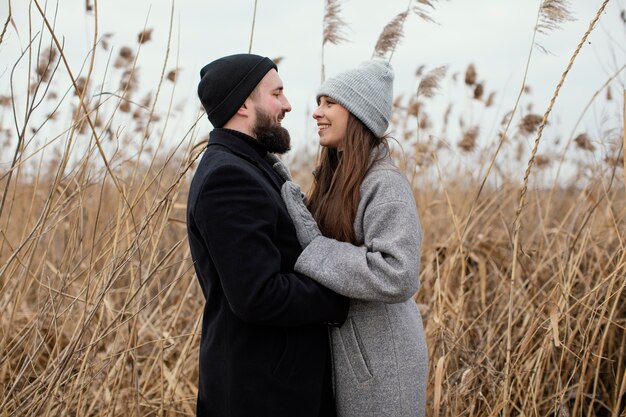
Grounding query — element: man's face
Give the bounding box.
[249,69,292,154]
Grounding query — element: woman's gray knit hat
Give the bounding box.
[317,60,394,138]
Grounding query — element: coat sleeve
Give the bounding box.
[294,170,422,303]
[193,163,348,326]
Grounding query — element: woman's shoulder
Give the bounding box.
[368,154,400,175]
[363,147,408,187]
[361,152,414,206]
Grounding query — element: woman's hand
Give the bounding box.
[265,153,292,182]
[281,181,321,249]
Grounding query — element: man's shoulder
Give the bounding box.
[188,149,272,217]
[195,142,252,174]
[193,146,258,186]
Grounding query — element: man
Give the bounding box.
[187,53,349,417]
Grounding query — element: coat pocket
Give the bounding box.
[339,318,373,383]
[271,330,292,381]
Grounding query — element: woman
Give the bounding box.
[277,60,428,417]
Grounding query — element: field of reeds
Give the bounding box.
[1,0,625,416]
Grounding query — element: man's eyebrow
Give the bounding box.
[273,86,284,92]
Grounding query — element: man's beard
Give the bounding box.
[253,109,291,154]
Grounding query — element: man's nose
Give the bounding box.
[282,96,292,113]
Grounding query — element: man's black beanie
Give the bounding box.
[198,54,277,128]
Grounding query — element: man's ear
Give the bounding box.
[235,98,253,117]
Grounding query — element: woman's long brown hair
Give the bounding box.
[307,113,388,244]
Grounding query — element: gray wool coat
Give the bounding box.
[294,149,428,417]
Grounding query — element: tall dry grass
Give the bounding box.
[1,1,625,416]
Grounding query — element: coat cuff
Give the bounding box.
[295,235,339,286]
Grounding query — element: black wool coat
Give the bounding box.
[187,128,349,417]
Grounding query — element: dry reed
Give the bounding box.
[0,2,624,417]
[321,0,350,82]
[323,0,350,46]
[373,10,409,61]
[537,0,575,34]
[507,2,613,415]
[417,66,447,99]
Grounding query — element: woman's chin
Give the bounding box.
[318,138,338,149]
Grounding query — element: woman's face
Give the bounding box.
[312,96,349,149]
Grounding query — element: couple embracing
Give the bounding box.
[186,53,428,417]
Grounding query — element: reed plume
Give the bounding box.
[459,126,479,152]
[417,65,447,98]
[534,154,551,167]
[137,28,153,44]
[372,10,409,61]
[473,83,483,100]
[36,46,58,82]
[574,132,595,152]
[519,114,544,135]
[114,46,134,68]
[323,0,349,46]
[321,0,349,81]
[485,92,496,107]
[537,0,574,34]
[412,0,438,24]
[464,63,476,86]
[373,1,441,62]
[166,69,178,82]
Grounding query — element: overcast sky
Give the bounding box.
[1,0,625,173]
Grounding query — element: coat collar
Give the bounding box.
[208,128,267,160]
[207,128,284,190]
